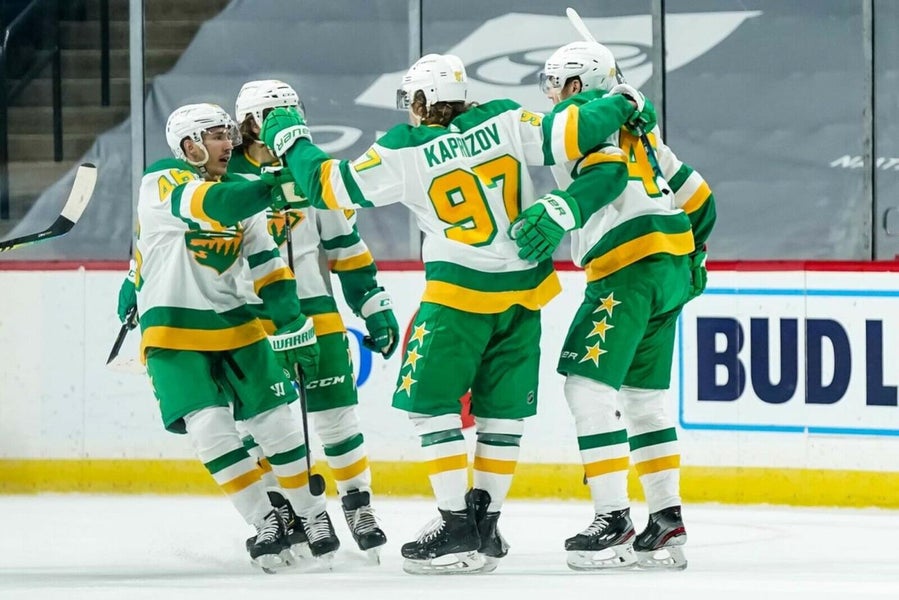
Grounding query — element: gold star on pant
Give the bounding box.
[404,347,423,371]
[410,322,431,345]
[587,317,614,341]
[578,342,607,367]
[594,292,621,316]
[397,372,418,396]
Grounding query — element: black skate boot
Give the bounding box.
[465,488,509,573]
[248,508,292,573]
[633,505,688,570]
[268,491,311,559]
[401,506,484,575]
[564,508,637,570]
[342,489,387,560]
[301,509,341,560]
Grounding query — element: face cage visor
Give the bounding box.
[396,88,413,110]
[538,71,565,96]
[201,123,242,148]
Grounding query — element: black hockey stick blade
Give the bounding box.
[106,305,137,365]
[0,162,97,252]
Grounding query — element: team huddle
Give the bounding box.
[117,40,715,575]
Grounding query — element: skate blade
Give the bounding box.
[364,547,381,566]
[474,555,501,573]
[636,544,688,571]
[566,544,637,571]
[290,541,313,560]
[252,550,293,574]
[402,551,486,575]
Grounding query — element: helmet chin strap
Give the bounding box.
[186,143,210,172]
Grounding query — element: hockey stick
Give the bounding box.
[106,305,138,365]
[283,202,327,497]
[565,8,671,195]
[0,162,98,252]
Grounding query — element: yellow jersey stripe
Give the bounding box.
[425,454,468,475]
[422,272,561,314]
[472,456,517,475]
[330,457,369,481]
[329,250,374,272]
[580,151,627,169]
[220,468,262,495]
[312,312,346,336]
[585,231,694,282]
[320,160,341,210]
[140,321,267,360]
[584,456,630,479]
[681,181,711,214]
[189,182,224,230]
[276,471,310,489]
[564,104,581,161]
[634,454,680,476]
[258,458,272,473]
[253,266,294,294]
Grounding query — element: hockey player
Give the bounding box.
[228,79,396,559]
[257,53,655,574]
[133,102,336,571]
[511,41,717,571]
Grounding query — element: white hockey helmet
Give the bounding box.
[165,103,241,166]
[539,41,618,96]
[396,53,468,110]
[235,79,304,129]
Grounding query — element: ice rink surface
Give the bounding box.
[0,495,896,600]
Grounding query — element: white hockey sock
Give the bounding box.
[472,417,523,513]
[411,413,467,512]
[315,406,371,496]
[619,386,681,513]
[564,375,630,514]
[184,406,270,527]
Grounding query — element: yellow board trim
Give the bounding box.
[253,266,294,294]
[312,312,346,336]
[563,104,580,161]
[319,160,340,210]
[472,456,517,475]
[220,468,263,495]
[584,456,630,479]
[425,454,468,476]
[585,231,694,282]
[422,272,561,314]
[3,460,899,508]
[634,454,680,476]
[189,182,225,230]
[329,250,374,272]
[331,457,369,481]
[681,181,711,214]
[140,321,267,359]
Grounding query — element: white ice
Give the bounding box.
[0,496,896,600]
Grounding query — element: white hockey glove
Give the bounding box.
[608,83,645,113]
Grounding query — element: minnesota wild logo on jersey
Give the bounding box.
[184,228,243,274]
[266,209,305,247]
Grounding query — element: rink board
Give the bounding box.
[1,263,898,507]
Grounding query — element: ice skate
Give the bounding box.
[248,508,293,574]
[465,488,509,573]
[401,507,484,575]
[302,509,341,564]
[342,489,387,563]
[633,505,688,570]
[564,508,637,571]
[268,491,312,559]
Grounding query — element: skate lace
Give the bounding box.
[351,505,380,535]
[305,512,333,544]
[580,514,611,537]
[276,505,292,528]
[415,515,446,544]
[256,512,281,544]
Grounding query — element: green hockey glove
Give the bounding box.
[260,165,309,210]
[269,315,319,379]
[260,107,311,157]
[509,190,582,262]
[358,287,399,358]
[117,261,139,329]
[688,247,708,301]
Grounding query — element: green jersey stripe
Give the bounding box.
[424,259,554,293]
